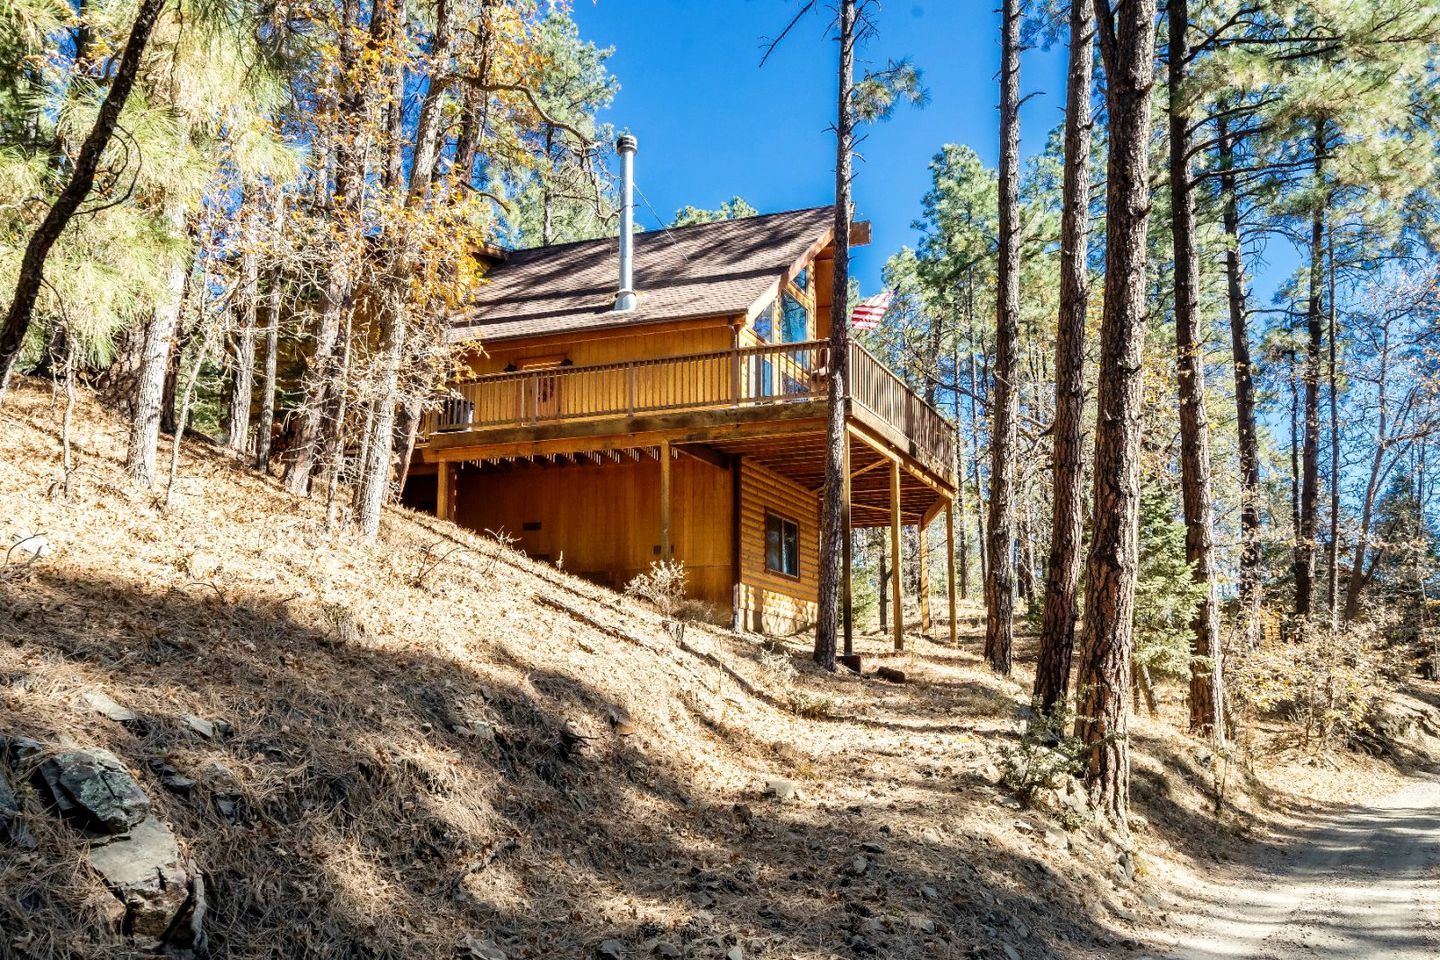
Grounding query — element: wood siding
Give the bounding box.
[737,459,821,635]
[468,320,734,374]
[453,456,734,615]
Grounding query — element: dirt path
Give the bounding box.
[1156,779,1440,959]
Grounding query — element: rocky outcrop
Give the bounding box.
[9,742,201,951]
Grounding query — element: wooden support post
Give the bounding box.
[890,458,904,651]
[919,525,932,635]
[659,439,672,559]
[946,498,958,647]
[842,430,854,657]
[437,461,455,522]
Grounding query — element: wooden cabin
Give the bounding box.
[406,143,958,644]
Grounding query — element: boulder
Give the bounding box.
[87,816,191,943]
[36,749,150,834]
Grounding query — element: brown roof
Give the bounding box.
[448,205,835,343]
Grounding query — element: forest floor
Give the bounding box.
[1,374,1438,960]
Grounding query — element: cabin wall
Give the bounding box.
[736,458,821,635]
[452,456,734,616]
[467,320,734,375]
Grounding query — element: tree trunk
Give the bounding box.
[1296,117,1328,619]
[1168,0,1224,740]
[953,340,971,600]
[228,207,259,457]
[1035,0,1094,712]
[126,204,190,487]
[286,0,363,496]
[1326,220,1340,627]
[1217,113,1262,648]
[814,0,856,671]
[985,0,1022,676]
[255,196,283,474]
[1073,0,1157,827]
[966,288,988,585]
[0,0,167,401]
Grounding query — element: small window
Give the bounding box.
[792,267,808,294]
[765,513,800,578]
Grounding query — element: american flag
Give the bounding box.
[851,290,894,330]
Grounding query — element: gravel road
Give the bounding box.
[1163,779,1440,959]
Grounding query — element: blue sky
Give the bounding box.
[571,0,1070,295]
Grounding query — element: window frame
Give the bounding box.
[764,511,802,580]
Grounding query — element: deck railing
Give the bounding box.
[425,339,955,472]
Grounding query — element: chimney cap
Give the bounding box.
[616,133,638,153]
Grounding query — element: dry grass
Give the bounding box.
[0,376,1418,960]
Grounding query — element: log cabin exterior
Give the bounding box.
[406,160,959,644]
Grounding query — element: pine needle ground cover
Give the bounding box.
[0,377,1421,959]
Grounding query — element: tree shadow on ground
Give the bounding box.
[0,567,1142,960]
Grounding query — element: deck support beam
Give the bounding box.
[919,524,932,635]
[890,458,904,651]
[660,440,672,559]
[842,429,854,657]
[437,462,455,522]
[945,498,958,646]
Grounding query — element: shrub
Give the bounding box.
[1231,619,1403,750]
[1000,699,1089,807]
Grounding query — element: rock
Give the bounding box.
[80,689,140,725]
[86,815,190,944]
[0,735,43,762]
[1044,828,1070,850]
[36,749,150,834]
[848,855,870,876]
[1001,944,1021,960]
[9,531,54,560]
[909,917,937,934]
[978,761,1003,784]
[459,935,509,960]
[725,947,744,960]
[920,885,940,902]
[146,758,196,796]
[181,714,217,739]
[653,944,681,958]
[873,666,907,684]
[764,778,801,801]
[597,940,627,958]
[0,769,37,849]
[860,840,886,853]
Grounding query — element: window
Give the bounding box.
[753,300,775,342]
[781,291,809,343]
[792,267,808,294]
[765,513,800,578]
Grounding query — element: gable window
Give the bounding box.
[781,291,809,343]
[765,512,800,578]
[753,300,775,342]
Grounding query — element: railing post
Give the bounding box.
[731,347,742,406]
[627,362,636,415]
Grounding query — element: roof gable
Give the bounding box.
[448,205,835,344]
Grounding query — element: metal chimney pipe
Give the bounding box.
[613,133,638,313]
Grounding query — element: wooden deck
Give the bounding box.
[420,339,957,490]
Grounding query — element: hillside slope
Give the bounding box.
[0,377,1408,960]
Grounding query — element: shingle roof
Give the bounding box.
[448,205,835,343]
